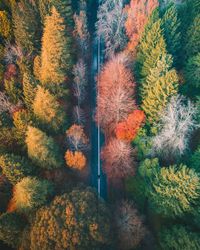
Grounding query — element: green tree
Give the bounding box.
[148,164,200,217]
[0,153,36,185]
[40,7,74,87]
[185,53,200,89]
[14,177,54,213]
[160,3,181,65]
[0,212,25,248]
[12,0,41,53]
[4,78,23,104]
[159,225,200,250]
[30,187,112,250]
[0,10,12,40]
[33,86,67,133]
[26,126,64,169]
[23,72,38,111]
[190,145,200,172]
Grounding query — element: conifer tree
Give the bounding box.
[23,72,37,111]
[26,126,64,169]
[40,7,74,87]
[33,86,67,133]
[160,3,181,65]
[185,53,200,89]
[12,0,41,53]
[0,10,12,41]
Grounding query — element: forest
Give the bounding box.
[0,0,199,249]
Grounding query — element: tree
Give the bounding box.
[0,91,21,114]
[96,53,136,134]
[0,153,35,185]
[148,164,200,217]
[0,175,11,214]
[66,124,89,151]
[13,177,54,213]
[65,150,86,170]
[40,7,74,86]
[190,145,200,172]
[96,0,127,58]
[12,0,41,53]
[125,0,158,54]
[33,86,67,133]
[185,53,200,89]
[101,138,135,178]
[30,187,112,250]
[152,95,197,161]
[160,3,181,65]
[115,110,145,141]
[0,212,25,248]
[114,200,147,250]
[0,10,12,40]
[159,225,200,250]
[26,126,64,169]
[22,72,37,111]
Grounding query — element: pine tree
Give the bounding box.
[12,0,41,53]
[160,3,181,65]
[23,72,37,111]
[26,126,64,169]
[185,53,200,89]
[33,86,68,133]
[40,7,74,86]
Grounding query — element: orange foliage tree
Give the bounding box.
[125,0,158,54]
[96,53,136,135]
[115,110,145,141]
[101,138,136,179]
[65,150,86,170]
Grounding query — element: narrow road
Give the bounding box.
[90,24,107,199]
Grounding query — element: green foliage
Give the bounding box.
[0,111,12,128]
[0,175,12,214]
[33,86,68,133]
[0,127,19,153]
[138,158,160,179]
[185,53,200,89]
[0,153,36,185]
[40,7,74,87]
[30,187,112,250]
[26,126,64,169]
[23,72,37,111]
[12,0,41,53]
[0,63,5,83]
[13,109,33,147]
[159,225,200,250]
[190,145,200,172]
[148,164,200,217]
[0,10,12,40]
[4,78,23,104]
[14,177,54,213]
[0,212,25,248]
[160,3,181,65]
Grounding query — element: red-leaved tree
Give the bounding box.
[115,110,145,141]
[96,53,136,135]
[101,138,136,179]
[125,0,158,54]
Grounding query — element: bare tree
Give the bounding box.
[0,91,22,114]
[101,138,136,178]
[73,59,87,105]
[73,105,86,125]
[96,53,136,134]
[96,0,127,58]
[114,200,147,250]
[152,95,198,161]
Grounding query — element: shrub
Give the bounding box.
[26,126,64,169]
[14,177,54,213]
[65,150,86,170]
[0,153,35,185]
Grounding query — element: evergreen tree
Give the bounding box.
[185,53,200,89]
[148,164,200,217]
[40,6,74,87]
[23,72,38,111]
[160,3,181,65]
[0,212,25,248]
[26,126,64,169]
[159,225,200,250]
[0,153,36,185]
[14,177,54,213]
[33,86,67,133]
[190,145,200,172]
[12,0,41,53]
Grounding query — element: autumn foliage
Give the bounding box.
[125,0,158,54]
[65,150,86,170]
[115,110,145,141]
[96,53,136,135]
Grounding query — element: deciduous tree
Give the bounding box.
[65,150,86,170]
